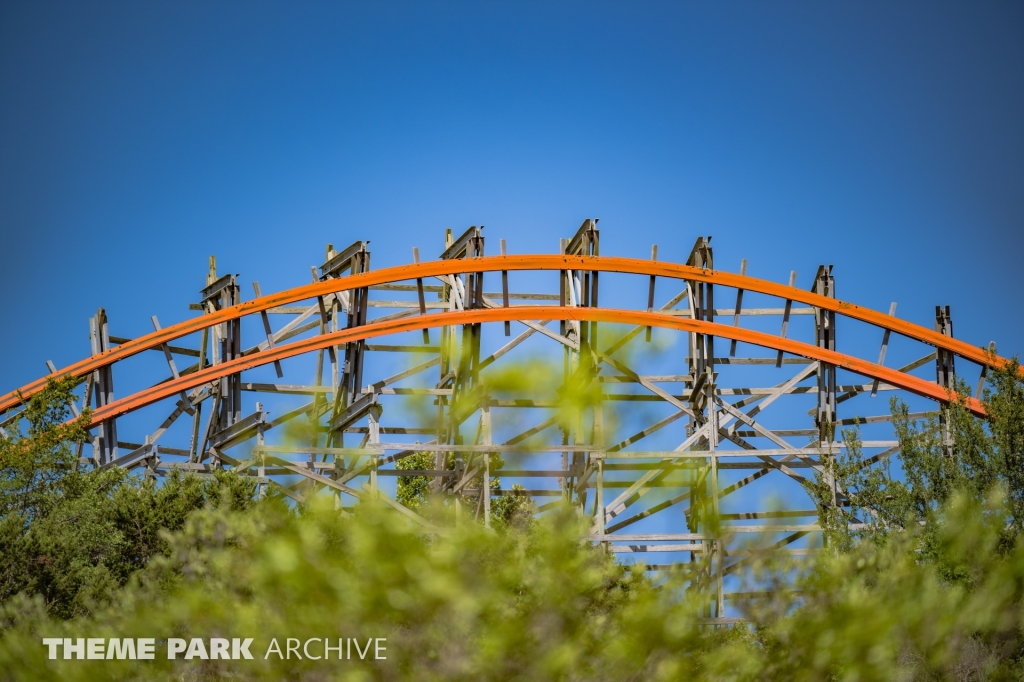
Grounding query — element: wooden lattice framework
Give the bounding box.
[0,220,1010,620]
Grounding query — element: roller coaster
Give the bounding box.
[0,220,1012,620]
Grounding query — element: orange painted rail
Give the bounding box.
[82,306,983,427]
[2,255,1008,416]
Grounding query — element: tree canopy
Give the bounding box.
[1,363,1023,680]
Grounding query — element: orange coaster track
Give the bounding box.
[1,255,1008,417]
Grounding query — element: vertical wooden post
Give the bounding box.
[482,402,491,529]
[413,247,430,343]
[646,244,657,342]
[776,271,797,368]
[935,305,955,457]
[500,239,510,336]
[256,402,266,500]
[729,259,747,356]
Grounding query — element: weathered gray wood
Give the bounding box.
[975,340,997,399]
[208,409,266,450]
[366,344,441,352]
[610,544,704,553]
[368,356,440,392]
[252,282,285,378]
[808,351,937,415]
[775,270,797,367]
[870,302,897,396]
[254,445,382,456]
[108,336,200,357]
[597,351,695,416]
[729,259,747,356]
[41,228,990,619]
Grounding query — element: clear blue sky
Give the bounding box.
[1,0,1022,392]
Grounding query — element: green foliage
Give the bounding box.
[0,376,93,522]
[4,362,1024,679]
[811,357,1024,560]
[0,499,709,681]
[395,450,436,510]
[797,357,1024,678]
[396,450,533,530]
[728,490,1024,681]
[490,484,537,532]
[3,486,1024,680]
[0,378,257,621]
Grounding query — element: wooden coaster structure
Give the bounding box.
[0,220,1011,620]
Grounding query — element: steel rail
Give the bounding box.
[2,255,1009,415]
[82,306,983,427]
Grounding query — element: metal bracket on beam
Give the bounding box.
[330,391,381,433]
[319,240,370,280]
[208,410,268,450]
[200,273,237,304]
[100,443,157,471]
[439,225,484,261]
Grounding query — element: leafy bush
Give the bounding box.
[2,362,1024,680]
